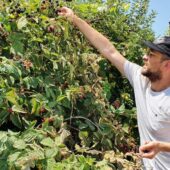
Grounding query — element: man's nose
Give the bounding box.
[142,54,148,61]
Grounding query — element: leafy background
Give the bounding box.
[0,0,155,169]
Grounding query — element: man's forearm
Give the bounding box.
[158,142,170,152]
[72,15,116,59]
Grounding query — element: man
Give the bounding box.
[58,7,170,169]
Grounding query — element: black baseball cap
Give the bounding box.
[143,36,170,57]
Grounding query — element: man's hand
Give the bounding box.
[139,141,160,159]
[58,7,75,22]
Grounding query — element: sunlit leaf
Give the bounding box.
[17,16,28,30]
[13,140,26,150]
[40,137,55,147]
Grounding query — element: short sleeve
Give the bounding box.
[124,60,142,87]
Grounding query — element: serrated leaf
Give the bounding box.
[46,158,58,170]
[122,123,129,133]
[40,137,55,147]
[8,152,21,162]
[13,140,26,150]
[17,16,28,30]
[60,129,70,143]
[45,147,59,158]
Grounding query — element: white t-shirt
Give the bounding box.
[124,60,170,170]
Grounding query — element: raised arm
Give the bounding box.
[58,7,127,76]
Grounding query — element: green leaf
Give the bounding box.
[54,129,70,147]
[122,123,129,133]
[3,63,21,78]
[40,137,55,147]
[99,123,112,135]
[45,147,59,158]
[79,122,88,130]
[0,132,8,142]
[8,33,25,56]
[53,116,63,129]
[0,160,8,170]
[85,120,95,131]
[9,76,15,85]
[102,81,111,99]
[10,114,22,129]
[0,111,10,125]
[13,140,26,150]
[79,131,88,139]
[23,77,39,89]
[5,89,18,105]
[63,23,69,40]
[17,16,28,30]
[8,152,21,162]
[46,158,58,170]
[56,95,67,102]
[12,105,27,114]
[31,98,39,114]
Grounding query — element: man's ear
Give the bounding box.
[162,60,170,72]
[165,60,170,69]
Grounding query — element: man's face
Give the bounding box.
[141,49,165,82]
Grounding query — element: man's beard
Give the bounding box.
[141,69,162,82]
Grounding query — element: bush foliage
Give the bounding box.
[0,0,155,169]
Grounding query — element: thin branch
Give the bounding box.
[65,116,102,134]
